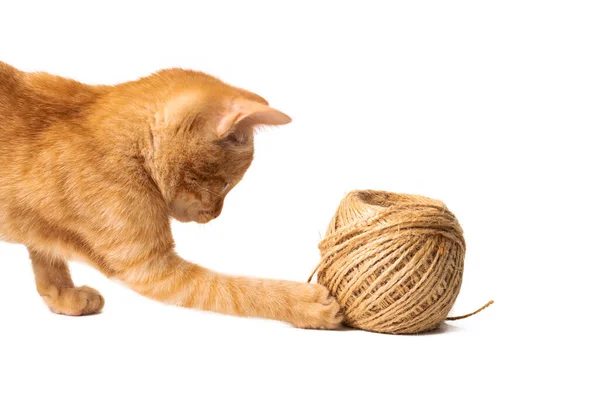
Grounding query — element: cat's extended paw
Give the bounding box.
[44,286,105,316]
[287,283,343,330]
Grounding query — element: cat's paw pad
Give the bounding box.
[290,283,343,330]
[45,286,105,316]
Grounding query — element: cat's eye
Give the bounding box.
[223,182,230,192]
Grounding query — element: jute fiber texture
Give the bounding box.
[310,190,465,334]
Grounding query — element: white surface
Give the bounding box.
[1,1,598,399]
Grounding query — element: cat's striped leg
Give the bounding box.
[28,248,104,316]
[117,252,342,329]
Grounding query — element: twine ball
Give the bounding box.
[311,190,465,334]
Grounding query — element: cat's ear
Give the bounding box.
[216,99,291,138]
[162,92,206,127]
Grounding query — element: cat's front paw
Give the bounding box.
[44,286,105,316]
[288,283,343,330]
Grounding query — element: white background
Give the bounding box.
[1,1,598,399]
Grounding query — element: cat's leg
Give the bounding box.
[28,248,104,316]
[117,252,342,329]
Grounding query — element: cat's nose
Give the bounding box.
[213,199,224,217]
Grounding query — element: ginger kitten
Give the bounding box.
[0,62,341,329]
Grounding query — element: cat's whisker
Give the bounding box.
[197,186,220,197]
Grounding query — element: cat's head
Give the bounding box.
[146,72,290,223]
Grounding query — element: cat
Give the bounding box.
[0,62,341,329]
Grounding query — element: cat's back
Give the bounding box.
[0,62,24,119]
[0,62,30,158]
[0,62,104,139]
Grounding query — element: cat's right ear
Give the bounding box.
[215,98,291,138]
[159,92,291,136]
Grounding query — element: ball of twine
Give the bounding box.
[309,190,491,334]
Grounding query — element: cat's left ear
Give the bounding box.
[216,99,291,138]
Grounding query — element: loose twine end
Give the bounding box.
[307,264,320,283]
[445,300,494,321]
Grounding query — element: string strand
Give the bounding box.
[445,300,494,321]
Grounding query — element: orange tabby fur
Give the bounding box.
[0,62,341,329]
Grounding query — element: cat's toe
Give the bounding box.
[46,286,105,316]
[290,283,343,330]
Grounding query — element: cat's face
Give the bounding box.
[149,87,290,223]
